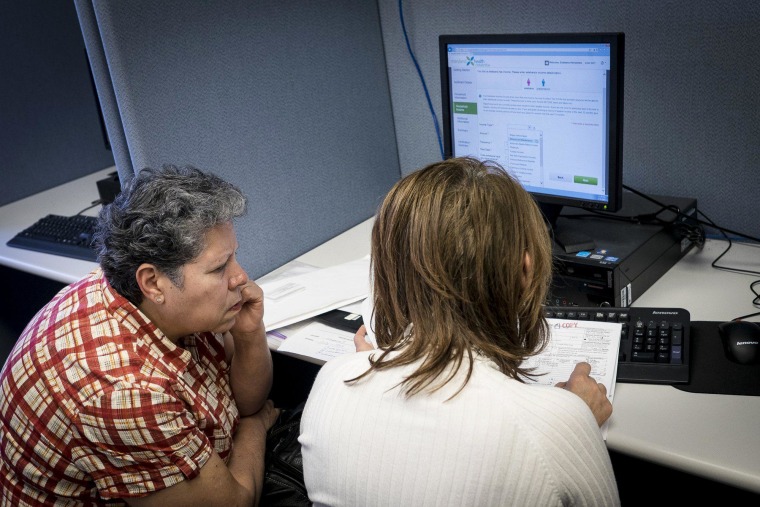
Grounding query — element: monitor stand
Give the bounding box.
[539,202,596,254]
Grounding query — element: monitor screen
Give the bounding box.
[439,32,625,251]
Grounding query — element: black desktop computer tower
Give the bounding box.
[548,193,699,308]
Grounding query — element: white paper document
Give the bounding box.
[276,322,356,362]
[260,256,371,330]
[521,318,622,439]
[522,319,621,395]
[271,308,622,437]
[266,300,371,357]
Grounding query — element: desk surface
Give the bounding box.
[270,219,760,495]
[2,169,759,494]
[0,167,113,284]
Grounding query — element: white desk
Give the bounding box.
[267,219,760,495]
[0,167,114,284]
[2,170,759,494]
[612,240,760,494]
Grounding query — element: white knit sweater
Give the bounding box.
[299,350,620,507]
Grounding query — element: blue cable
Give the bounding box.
[398,0,444,160]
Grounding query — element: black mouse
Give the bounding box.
[78,231,94,245]
[717,321,760,365]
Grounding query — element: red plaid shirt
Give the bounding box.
[0,269,239,505]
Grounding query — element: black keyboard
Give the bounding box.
[7,214,98,262]
[544,306,690,385]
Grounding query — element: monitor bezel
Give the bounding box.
[439,32,625,214]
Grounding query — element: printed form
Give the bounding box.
[276,322,356,363]
[277,315,621,397]
[521,318,622,439]
[273,310,622,436]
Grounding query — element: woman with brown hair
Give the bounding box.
[300,157,619,506]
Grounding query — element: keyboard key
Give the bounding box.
[632,351,656,362]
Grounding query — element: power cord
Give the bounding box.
[76,200,105,216]
[700,215,760,320]
[566,184,760,320]
[732,279,760,321]
[565,185,707,248]
[398,0,444,160]
[623,184,760,244]
[629,187,760,273]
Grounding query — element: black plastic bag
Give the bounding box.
[261,402,311,507]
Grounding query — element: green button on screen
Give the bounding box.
[452,102,478,114]
[574,175,598,185]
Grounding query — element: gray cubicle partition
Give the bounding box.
[74,0,400,279]
[0,1,114,208]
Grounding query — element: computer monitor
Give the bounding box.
[439,32,625,252]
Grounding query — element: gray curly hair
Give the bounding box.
[95,165,247,304]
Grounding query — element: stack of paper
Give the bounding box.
[260,255,371,331]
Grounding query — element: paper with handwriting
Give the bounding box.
[521,318,622,439]
[522,318,621,396]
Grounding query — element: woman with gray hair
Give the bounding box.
[0,165,277,506]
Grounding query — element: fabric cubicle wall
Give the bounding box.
[74,0,400,279]
[0,1,115,208]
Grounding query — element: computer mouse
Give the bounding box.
[717,321,760,365]
[78,231,94,245]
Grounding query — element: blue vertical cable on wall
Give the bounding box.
[398,0,444,160]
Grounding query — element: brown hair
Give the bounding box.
[355,156,553,398]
